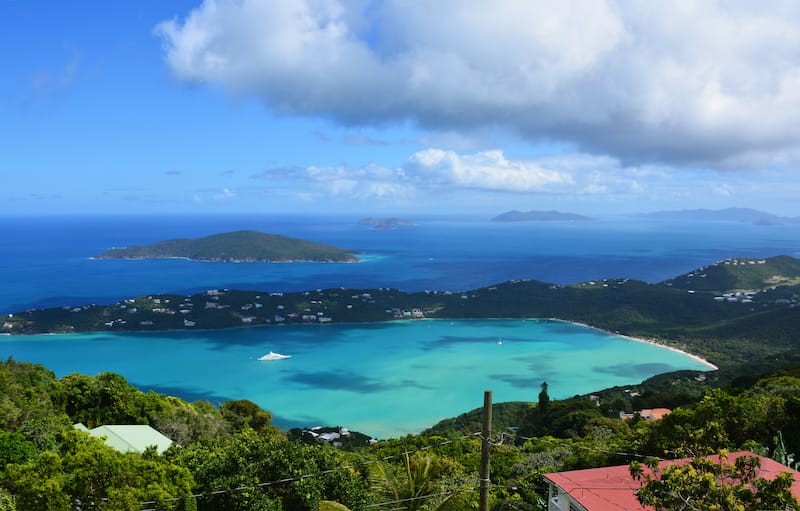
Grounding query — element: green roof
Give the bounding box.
[87,425,173,454]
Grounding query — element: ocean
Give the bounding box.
[3,213,800,314]
[1,214,799,436]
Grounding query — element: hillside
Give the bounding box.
[4,357,800,510]
[660,255,800,293]
[94,230,359,263]
[5,255,800,373]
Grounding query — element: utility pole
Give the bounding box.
[479,390,492,511]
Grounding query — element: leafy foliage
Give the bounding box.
[3,430,196,511]
[631,451,799,511]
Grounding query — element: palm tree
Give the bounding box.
[322,452,470,511]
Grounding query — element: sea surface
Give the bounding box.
[1,319,713,438]
[1,214,799,436]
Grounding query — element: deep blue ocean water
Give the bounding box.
[2,214,800,314]
[1,214,799,436]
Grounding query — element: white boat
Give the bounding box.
[258,351,291,361]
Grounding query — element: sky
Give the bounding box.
[3,0,800,217]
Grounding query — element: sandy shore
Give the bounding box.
[547,318,719,371]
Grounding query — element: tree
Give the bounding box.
[170,430,369,511]
[0,432,36,469]
[0,489,14,511]
[630,451,799,511]
[369,453,468,511]
[3,430,196,511]
[220,399,279,437]
[538,382,550,414]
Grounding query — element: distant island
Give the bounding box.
[94,230,359,263]
[643,207,800,226]
[358,217,412,229]
[491,210,591,222]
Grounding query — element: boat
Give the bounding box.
[258,351,291,361]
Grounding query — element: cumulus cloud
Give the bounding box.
[405,149,573,191]
[156,1,800,169]
[250,149,573,201]
[214,187,236,200]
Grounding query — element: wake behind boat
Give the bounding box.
[258,351,291,361]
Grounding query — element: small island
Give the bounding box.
[358,217,412,229]
[491,210,591,222]
[94,230,359,263]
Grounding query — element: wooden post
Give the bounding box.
[479,390,492,511]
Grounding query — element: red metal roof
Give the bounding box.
[543,451,800,511]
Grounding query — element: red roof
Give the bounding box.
[543,451,800,511]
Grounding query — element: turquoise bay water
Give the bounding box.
[1,319,712,438]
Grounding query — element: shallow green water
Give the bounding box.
[1,319,712,438]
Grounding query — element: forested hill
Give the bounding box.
[94,230,359,263]
[4,255,800,372]
[660,255,800,292]
[3,355,800,510]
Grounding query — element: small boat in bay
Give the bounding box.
[258,351,291,361]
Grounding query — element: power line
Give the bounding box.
[136,431,483,509]
[516,434,671,461]
[363,487,477,509]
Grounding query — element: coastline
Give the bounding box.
[2,313,721,372]
[547,317,719,371]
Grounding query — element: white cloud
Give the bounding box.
[249,148,575,201]
[157,1,800,169]
[712,183,735,197]
[405,149,573,191]
[214,187,236,200]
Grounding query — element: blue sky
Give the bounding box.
[3,1,800,216]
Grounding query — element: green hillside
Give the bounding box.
[4,357,800,510]
[5,255,800,374]
[660,255,800,292]
[94,230,359,263]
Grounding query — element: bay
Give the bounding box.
[0,319,713,438]
[1,214,796,437]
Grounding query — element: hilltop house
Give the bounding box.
[544,451,800,511]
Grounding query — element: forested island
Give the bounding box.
[93,230,359,263]
[357,217,411,229]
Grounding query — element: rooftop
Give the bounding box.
[544,451,800,511]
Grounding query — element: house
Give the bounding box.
[74,423,173,454]
[619,408,671,421]
[544,451,800,511]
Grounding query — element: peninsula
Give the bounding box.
[93,230,359,263]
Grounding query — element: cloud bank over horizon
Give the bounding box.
[157,0,800,171]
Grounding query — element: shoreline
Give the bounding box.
[546,317,719,371]
[5,313,720,372]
